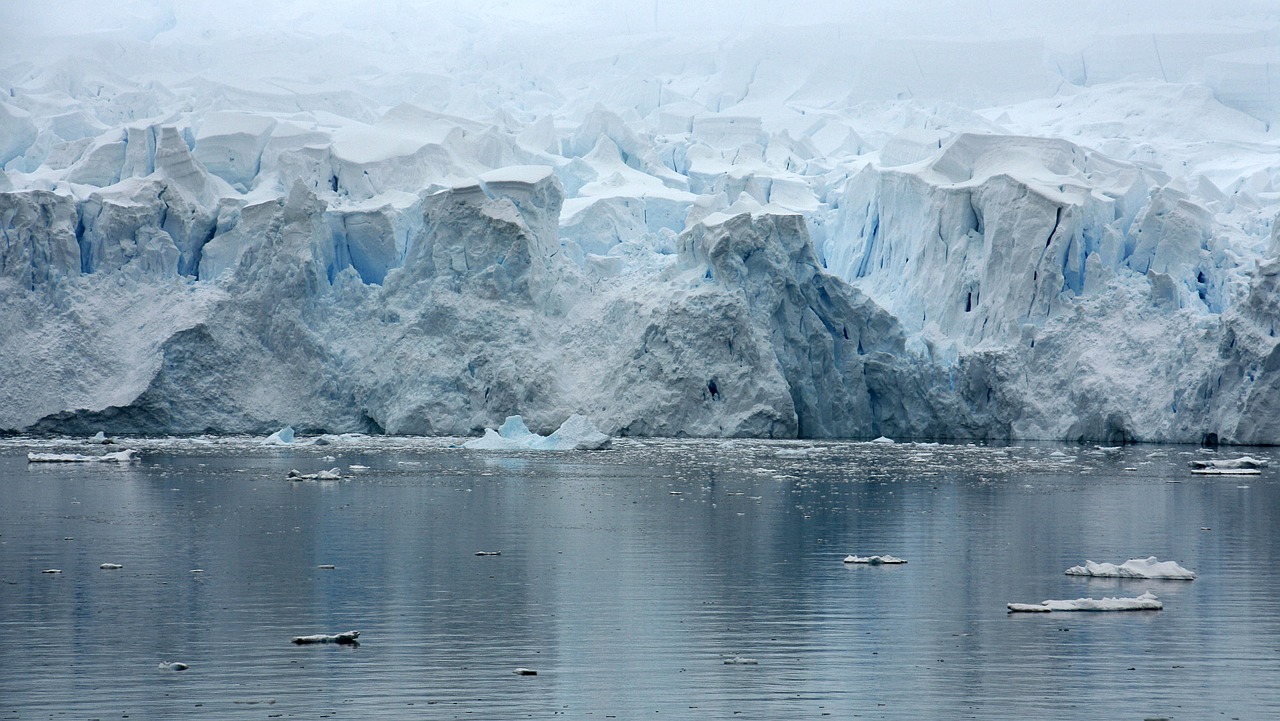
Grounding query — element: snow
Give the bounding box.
[2,1,1280,443]
[464,415,612,451]
[1064,557,1196,580]
[1008,591,1164,612]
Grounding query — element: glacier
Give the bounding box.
[2,1,1280,443]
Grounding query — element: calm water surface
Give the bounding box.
[2,437,1278,720]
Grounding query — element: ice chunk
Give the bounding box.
[286,468,343,481]
[723,656,759,665]
[261,426,296,445]
[1064,557,1195,580]
[1188,456,1268,470]
[90,431,114,444]
[513,667,538,675]
[463,414,612,451]
[99,563,124,570]
[158,662,189,671]
[870,437,894,444]
[1007,591,1163,612]
[843,555,907,565]
[291,630,360,645]
[28,449,139,463]
[1190,468,1261,476]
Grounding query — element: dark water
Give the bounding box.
[2,437,1279,720]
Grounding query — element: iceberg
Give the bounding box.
[261,427,296,445]
[27,449,140,463]
[291,631,360,645]
[843,555,907,565]
[1008,591,1164,613]
[464,415,612,451]
[1064,557,1196,580]
[1188,457,1268,470]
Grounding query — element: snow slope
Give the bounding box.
[2,1,1279,441]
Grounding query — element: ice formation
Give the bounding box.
[1064,557,1196,580]
[464,415,612,451]
[1007,591,1164,612]
[3,1,1280,442]
[291,631,360,645]
[843,555,907,565]
[1188,457,1268,470]
[27,449,140,463]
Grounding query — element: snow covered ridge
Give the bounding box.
[2,2,1280,442]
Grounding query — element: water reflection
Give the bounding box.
[2,440,1279,719]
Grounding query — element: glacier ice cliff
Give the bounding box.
[3,1,1280,442]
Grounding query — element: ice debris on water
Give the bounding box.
[292,630,360,645]
[28,449,140,463]
[286,468,343,480]
[1064,557,1195,580]
[723,656,759,665]
[1008,591,1163,613]
[159,662,189,671]
[464,415,611,451]
[514,667,538,675]
[843,555,907,565]
[99,563,123,570]
[41,569,62,574]
[1189,456,1268,470]
[90,431,115,444]
[870,437,895,444]
[317,564,336,570]
[475,551,502,556]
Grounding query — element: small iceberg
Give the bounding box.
[291,630,360,645]
[1190,467,1261,476]
[90,431,115,444]
[28,449,140,463]
[286,468,343,481]
[1008,591,1163,613]
[513,667,538,675]
[261,426,295,445]
[843,555,907,565]
[464,414,611,451]
[870,436,894,444]
[1189,456,1267,470]
[1064,557,1195,580]
[723,656,759,665]
[158,662,189,672]
[99,563,123,570]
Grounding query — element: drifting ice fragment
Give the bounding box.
[286,468,343,481]
[41,569,62,574]
[291,630,360,645]
[28,449,139,463]
[464,415,611,451]
[317,564,336,570]
[99,563,123,570]
[870,437,895,444]
[475,551,502,556]
[1008,591,1163,612]
[844,555,907,564]
[261,426,296,445]
[1190,468,1261,476]
[159,662,189,671]
[90,431,114,444]
[1064,557,1195,580]
[723,656,759,665]
[513,667,538,675]
[1188,456,1268,470]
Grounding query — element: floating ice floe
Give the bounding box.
[1189,456,1268,470]
[41,569,62,574]
[513,667,538,675]
[1007,591,1163,612]
[286,468,343,481]
[723,656,759,665]
[90,431,115,444]
[159,662,189,672]
[27,449,140,463]
[317,564,336,570]
[843,555,907,565]
[261,426,296,445]
[99,563,123,570]
[1190,468,1262,476]
[463,415,611,451]
[870,437,895,444]
[291,630,360,645]
[1064,557,1195,580]
[475,551,502,556]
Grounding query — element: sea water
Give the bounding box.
[2,438,1278,720]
